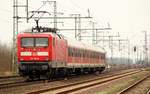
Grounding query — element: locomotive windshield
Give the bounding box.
[35,38,48,47]
[21,37,48,47]
[21,38,34,47]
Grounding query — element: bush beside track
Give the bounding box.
[0,42,12,76]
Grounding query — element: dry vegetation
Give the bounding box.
[0,42,12,74]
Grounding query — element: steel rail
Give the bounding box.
[0,79,46,90]
[26,70,142,94]
[0,75,19,79]
[146,89,150,94]
[117,74,150,94]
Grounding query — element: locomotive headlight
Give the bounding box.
[20,65,25,70]
[20,52,32,56]
[20,58,24,61]
[45,57,49,61]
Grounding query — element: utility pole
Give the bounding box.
[109,36,113,63]
[94,35,130,65]
[53,1,57,29]
[13,0,28,74]
[93,33,120,63]
[70,14,82,41]
[95,33,130,65]
[143,31,148,65]
[127,40,130,64]
[92,22,97,45]
[79,28,112,45]
[118,39,130,64]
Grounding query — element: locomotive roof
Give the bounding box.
[18,32,58,37]
[67,39,106,54]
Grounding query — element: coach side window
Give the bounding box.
[74,48,77,57]
[78,49,80,57]
[68,47,71,56]
[81,50,83,57]
[79,49,81,57]
[101,55,103,59]
[96,53,98,59]
[94,52,96,58]
[83,50,85,58]
[69,48,71,56]
[53,38,55,46]
[103,55,105,59]
[90,52,92,58]
[71,48,73,56]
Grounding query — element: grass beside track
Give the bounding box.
[95,76,142,94]
[144,67,150,71]
[95,70,150,94]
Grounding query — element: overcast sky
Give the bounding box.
[0,0,150,59]
[0,0,150,43]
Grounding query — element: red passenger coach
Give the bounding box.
[67,40,106,68]
[17,27,106,80]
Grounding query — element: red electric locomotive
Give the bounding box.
[17,27,106,80]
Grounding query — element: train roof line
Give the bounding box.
[67,38,106,53]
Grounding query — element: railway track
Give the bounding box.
[117,74,150,94]
[0,76,27,89]
[26,70,142,94]
[0,79,46,90]
[147,89,150,94]
[0,74,94,90]
[0,76,23,83]
[0,75,20,82]
[0,69,136,90]
[0,75,19,79]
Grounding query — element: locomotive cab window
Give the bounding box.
[21,38,34,47]
[35,38,48,47]
[21,37,48,47]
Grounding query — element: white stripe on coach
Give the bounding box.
[20,52,32,56]
[37,52,48,56]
